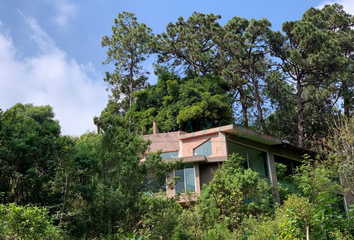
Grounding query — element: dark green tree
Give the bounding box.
[265,79,340,148]
[129,67,233,134]
[53,132,100,237]
[268,16,343,147]
[303,4,354,118]
[0,103,61,205]
[221,17,272,131]
[154,12,224,76]
[89,105,179,237]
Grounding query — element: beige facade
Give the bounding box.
[143,124,353,210]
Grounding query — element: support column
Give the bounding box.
[268,151,280,204]
[195,163,200,194]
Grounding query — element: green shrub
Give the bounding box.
[0,203,63,239]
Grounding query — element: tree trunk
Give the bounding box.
[344,97,350,118]
[240,91,248,127]
[254,79,264,133]
[129,77,133,132]
[343,81,350,118]
[306,225,310,240]
[60,174,68,225]
[129,78,133,108]
[297,81,304,148]
[129,60,133,133]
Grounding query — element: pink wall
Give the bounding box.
[142,131,180,153]
[143,130,228,159]
[180,132,227,158]
[144,129,228,200]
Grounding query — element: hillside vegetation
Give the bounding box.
[1,4,354,239]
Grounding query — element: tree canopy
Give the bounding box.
[2,3,354,239]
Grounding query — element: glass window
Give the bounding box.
[194,140,212,157]
[274,155,302,179]
[226,141,269,178]
[160,151,179,159]
[227,141,248,169]
[185,164,196,192]
[274,155,302,203]
[291,160,302,175]
[335,194,346,214]
[175,164,196,193]
[175,168,185,193]
[248,148,268,178]
[274,155,292,179]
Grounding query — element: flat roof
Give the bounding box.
[178,124,282,145]
[143,124,317,158]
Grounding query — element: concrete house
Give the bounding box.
[143,123,353,210]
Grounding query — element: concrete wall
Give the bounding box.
[345,194,354,212]
[142,131,180,154]
[199,162,219,188]
[180,133,227,158]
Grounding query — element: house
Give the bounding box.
[142,123,353,210]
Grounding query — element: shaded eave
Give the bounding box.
[276,142,318,158]
[178,124,318,157]
[179,124,282,145]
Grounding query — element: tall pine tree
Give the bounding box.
[102,12,154,119]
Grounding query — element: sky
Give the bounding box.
[0,0,353,136]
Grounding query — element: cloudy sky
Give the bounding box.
[0,0,353,136]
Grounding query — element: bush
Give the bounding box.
[0,203,63,239]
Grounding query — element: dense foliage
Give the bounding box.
[129,68,233,134]
[1,3,354,239]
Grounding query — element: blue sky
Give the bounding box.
[0,0,352,135]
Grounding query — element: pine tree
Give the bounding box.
[268,17,342,147]
[102,12,154,119]
[153,12,224,76]
[303,4,354,118]
[221,17,272,131]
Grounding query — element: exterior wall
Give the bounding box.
[195,163,201,194]
[345,194,354,212]
[199,162,219,188]
[146,128,303,202]
[180,132,227,158]
[342,178,354,212]
[142,131,180,154]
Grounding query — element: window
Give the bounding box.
[160,151,179,159]
[335,194,346,214]
[248,148,268,178]
[274,155,301,180]
[194,140,212,157]
[227,141,269,178]
[274,155,302,203]
[175,164,196,193]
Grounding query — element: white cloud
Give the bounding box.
[317,0,354,15]
[44,0,77,27]
[0,16,108,136]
